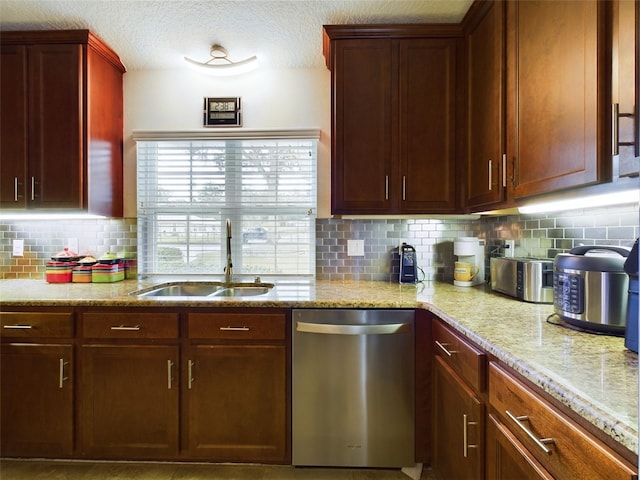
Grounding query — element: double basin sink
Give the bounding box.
[132,281,275,299]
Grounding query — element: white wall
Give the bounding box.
[123,66,332,217]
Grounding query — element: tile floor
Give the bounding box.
[0,459,436,480]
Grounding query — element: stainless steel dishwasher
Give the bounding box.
[292,309,415,468]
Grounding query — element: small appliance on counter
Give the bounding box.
[624,239,638,353]
[553,245,630,334]
[490,257,554,303]
[399,243,418,284]
[453,237,484,286]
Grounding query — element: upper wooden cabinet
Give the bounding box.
[464,0,507,210]
[506,0,609,199]
[324,25,463,215]
[612,0,639,177]
[0,30,125,216]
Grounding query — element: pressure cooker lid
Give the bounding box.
[554,245,630,272]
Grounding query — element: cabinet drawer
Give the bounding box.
[81,312,179,339]
[188,313,286,341]
[489,362,637,480]
[1,311,73,338]
[432,320,485,392]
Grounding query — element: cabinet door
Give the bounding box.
[0,44,28,209]
[613,0,639,177]
[80,345,179,459]
[28,43,83,209]
[331,38,393,214]
[400,38,458,213]
[467,1,507,209]
[486,413,554,480]
[0,344,74,456]
[432,356,484,480]
[185,344,288,463]
[508,1,605,198]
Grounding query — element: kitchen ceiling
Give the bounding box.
[0,0,473,71]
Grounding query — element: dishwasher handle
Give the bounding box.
[296,321,411,335]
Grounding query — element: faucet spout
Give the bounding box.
[224,218,233,285]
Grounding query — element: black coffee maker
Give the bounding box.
[399,243,418,284]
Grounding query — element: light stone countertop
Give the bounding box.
[0,277,637,456]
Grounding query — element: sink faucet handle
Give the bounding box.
[254,276,261,284]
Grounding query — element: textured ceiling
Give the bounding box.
[0,0,473,71]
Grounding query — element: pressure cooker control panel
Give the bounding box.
[553,272,584,314]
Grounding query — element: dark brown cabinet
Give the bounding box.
[0,30,125,216]
[185,312,289,463]
[488,361,637,480]
[613,0,639,177]
[464,0,507,210]
[79,312,180,459]
[506,0,608,199]
[324,25,462,215]
[431,319,485,480]
[486,413,553,479]
[0,311,75,457]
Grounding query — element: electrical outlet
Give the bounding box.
[12,239,24,257]
[347,239,365,257]
[504,239,515,257]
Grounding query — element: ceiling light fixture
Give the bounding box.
[517,189,639,214]
[184,44,259,76]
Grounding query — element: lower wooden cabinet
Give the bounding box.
[488,361,637,480]
[80,344,180,459]
[1,343,74,457]
[184,311,289,463]
[486,413,553,479]
[184,344,287,462]
[432,355,484,479]
[431,318,485,480]
[0,310,75,457]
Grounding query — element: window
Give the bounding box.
[135,130,318,277]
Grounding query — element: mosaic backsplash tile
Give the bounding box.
[1,203,637,280]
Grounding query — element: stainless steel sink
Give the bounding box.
[210,286,273,297]
[133,281,274,299]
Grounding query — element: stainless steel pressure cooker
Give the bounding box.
[553,245,630,334]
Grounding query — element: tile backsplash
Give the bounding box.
[0,218,137,279]
[1,203,637,281]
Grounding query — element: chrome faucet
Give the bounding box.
[224,218,233,285]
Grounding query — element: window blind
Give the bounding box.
[135,132,318,276]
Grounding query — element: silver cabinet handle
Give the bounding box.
[435,340,456,356]
[167,360,174,389]
[188,360,194,389]
[3,324,33,330]
[506,410,554,455]
[502,154,507,187]
[463,413,478,458]
[296,321,410,335]
[488,160,493,191]
[31,177,35,201]
[59,358,69,389]
[402,175,406,200]
[613,103,620,156]
[219,326,250,331]
[110,325,140,331]
[385,175,389,200]
[14,177,18,202]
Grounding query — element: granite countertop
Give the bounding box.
[0,277,637,456]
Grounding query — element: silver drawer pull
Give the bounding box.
[59,358,69,388]
[463,413,478,458]
[110,325,141,331]
[3,324,33,330]
[219,326,250,331]
[435,340,456,356]
[506,410,554,455]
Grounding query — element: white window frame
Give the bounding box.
[134,129,319,278]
